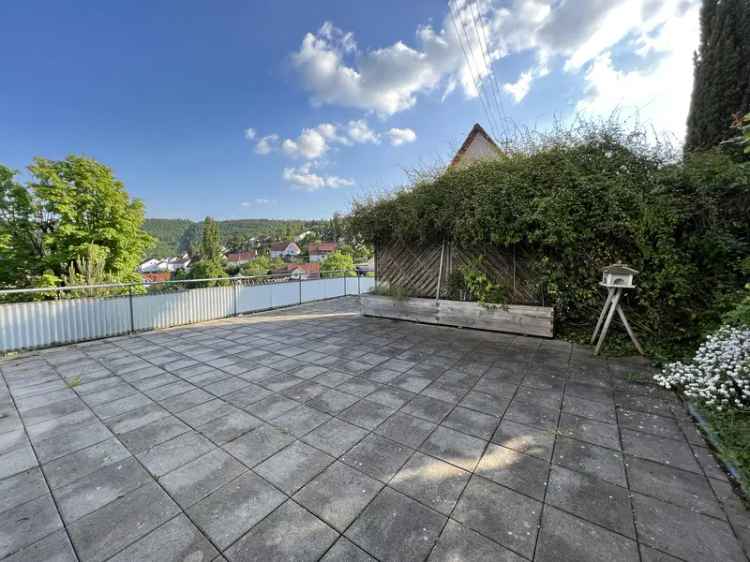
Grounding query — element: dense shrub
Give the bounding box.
[350,122,750,349]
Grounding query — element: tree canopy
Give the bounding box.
[0,156,153,289]
[685,0,750,152]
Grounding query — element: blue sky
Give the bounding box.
[0,1,700,221]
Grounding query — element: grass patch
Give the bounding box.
[696,404,750,492]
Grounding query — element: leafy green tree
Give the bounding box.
[685,0,750,152]
[0,165,39,287]
[200,217,222,262]
[29,156,153,278]
[320,251,355,278]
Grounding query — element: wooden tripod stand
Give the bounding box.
[591,284,643,356]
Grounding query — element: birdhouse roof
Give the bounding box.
[602,263,638,275]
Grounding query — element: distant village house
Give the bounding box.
[224,250,257,266]
[272,262,320,280]
[307,242,337,262]
[270,241,301,259]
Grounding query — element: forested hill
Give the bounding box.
[143,218,324,257]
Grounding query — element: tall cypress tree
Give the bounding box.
[685,0,750,152]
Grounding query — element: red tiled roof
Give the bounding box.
[141,272,172,283]
[308,242,337,254]
[225,251,256,263]
[270,241,297,251]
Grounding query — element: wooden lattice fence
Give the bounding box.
[375,241,546,305]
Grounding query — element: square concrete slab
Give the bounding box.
[160,448,247,508]
[504,399,559,430]
[452,476,541,559]
[254,440,335,494]
[535,506,638,562]
[621,429,701,473]
[0,494,62,559]
[443,407,499,440]
[302,417,368,457]
[401,395,454,423]
[136,430,215,477]
[338,399,396,430]
[1,468,47,512]
[294,461,383,531]
[429,519,525,562]
[563,394,617,423]
[68,482,179,562]
[1,528,77,562]
[246,394,300,421]
[391,451,470,515]
[271,404,331,437]
[307,388,360,414]
[118,416,191,455]
[341,433,412,482]
[346,487,446,562]
[375,412,436,449]
[42,438,131,489]
[223,423,295,467]
[187,471,285,549]
[197,410,262,445]
[476,443,549,500]
[459,391,510,417]
[546,465,635,537]
[226,500,338,562]
[632,492,745,562]
[107,514,218,562]
[558,412,621,449]
[492,419,556,460]
[554,436,627,486]
[420,426,487,472]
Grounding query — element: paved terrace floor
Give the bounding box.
[1,296,749,562]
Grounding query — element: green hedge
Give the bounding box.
[351,126,750,353]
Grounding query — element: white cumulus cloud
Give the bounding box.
[387,128,417,146]
[244,128,256,140]
[282,162,354,191]
[255,134,279,155]
[346,120,380,144]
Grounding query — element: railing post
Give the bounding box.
[299,277,302,305]
[233,278,238,317]
[128,285,135,333]
[343,274,346,296]
[358,275,361,295]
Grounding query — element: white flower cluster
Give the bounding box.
[654,326,750,412]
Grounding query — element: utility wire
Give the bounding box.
[469,0,511,142]
[449,0,500,141]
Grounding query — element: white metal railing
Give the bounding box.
[0,272,375,353]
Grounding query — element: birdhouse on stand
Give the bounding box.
[592,263,643,356]
[601,263,638,288]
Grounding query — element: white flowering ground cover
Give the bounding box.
[654,326,750,412]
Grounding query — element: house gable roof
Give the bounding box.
[270,241,299,252]
[308,242,337,254]
[449,123,504,168]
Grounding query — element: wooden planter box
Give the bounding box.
[361,295,554,338]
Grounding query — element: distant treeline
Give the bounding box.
[143,218,334,257]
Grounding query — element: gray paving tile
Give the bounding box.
[621,429,701,473]
[106,403,170,434]
[345,487,445,562]
[187,471,285,549]
[421,426,487,472]
[453,476,541,559]
[2,529,76,562]
[562,394,617,423]
[491,419,553,458]
[270,405,331,437]
[307,388,359,414]
[160,448,247,508]
[504,399,559,430]
[175,399,235,427]
[476,443,549,500]
[281,380,328,402]
[320,537,376,562]
[54,456,152,523]
[68,481,179,562]
[34,422,113,463]
[223,423,295,467]
[91,393,152,419]
[302,417,368,457]
[547,465,635,537]
[429,519,525,562]
[401,395,453,422]
[554,436,627,486]
[198,410,262,445]
[118,416,191,454]
[341,433,412,482]
[294,461,383,531]
[443,406,499,440]
[108,514,218,562]
[0,434,38,480]
[226,500,338,562]
[42,437,130,489]
[0,467,47,512]
[375,412,436,449]
[136,430,215,477]
[391,451,470,515]
[246,394,300,421]
[618,409,683,440]
[17,398,88,428]
[459,390,510,417]
[255,440,335,494]
[633,492,745,562]
[558,412,621,449]
[338,399,396,430]
[535,506,638,562]
[626,456,723,518]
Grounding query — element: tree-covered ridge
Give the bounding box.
[143,216,349,257]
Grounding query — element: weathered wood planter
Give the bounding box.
[361,295,554,338]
